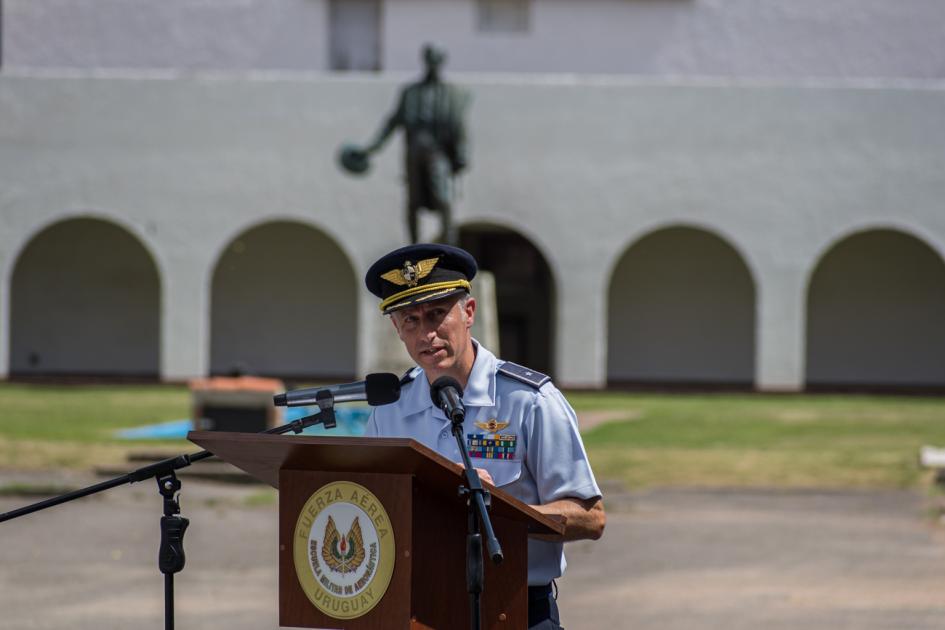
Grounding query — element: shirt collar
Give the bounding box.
[463,339,498,407]
[396,339,497,417]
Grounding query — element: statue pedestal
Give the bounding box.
[416,210,444,244]
[368,271,500,376]
[470,270,499,352]
[372,319,415,377]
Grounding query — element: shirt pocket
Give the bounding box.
[479,459,523,488]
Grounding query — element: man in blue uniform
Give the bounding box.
[364,243,605,630]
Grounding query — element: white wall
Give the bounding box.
[5,0,945,79]
[3,0,330,71]
[385,0,945,78]
[0,74,944,388]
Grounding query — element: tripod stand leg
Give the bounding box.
[165,573,174,630]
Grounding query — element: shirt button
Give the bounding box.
[439,431,449,439]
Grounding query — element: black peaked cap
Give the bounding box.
[365,243,478,314]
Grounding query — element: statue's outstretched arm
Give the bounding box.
[365,93,404,154]
[365,116,396,153]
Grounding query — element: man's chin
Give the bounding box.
[416,352,451,372]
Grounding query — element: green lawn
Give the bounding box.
[0,383,943,489]
[0,383,190,469]
[571,392,945,489]
[0,383,189,441]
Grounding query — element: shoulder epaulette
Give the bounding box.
[497,362,551,390]
[400,367,419,387]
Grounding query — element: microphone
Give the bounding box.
[273,373,400,407]
[430,376,465,424]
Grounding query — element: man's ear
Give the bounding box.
[389,314,402,337]
[464,297,476,329]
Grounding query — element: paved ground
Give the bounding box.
[2,471,945,629]
[558,485,945,630]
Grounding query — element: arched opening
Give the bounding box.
[210,221,357,380]
[459,224,556,376]
[806,229,945,390]
[10,218,161,378]
[607,226,756,387]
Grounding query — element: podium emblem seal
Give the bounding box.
[294,481,396,619]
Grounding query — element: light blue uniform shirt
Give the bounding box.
[365,342,602,585]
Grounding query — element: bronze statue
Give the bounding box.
[339,45,470,245]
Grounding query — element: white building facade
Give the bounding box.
[1,1,943,391]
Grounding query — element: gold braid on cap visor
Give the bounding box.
[379,280,471,312]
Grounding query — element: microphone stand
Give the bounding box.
[0,390,337,630]
[449,409,504,630]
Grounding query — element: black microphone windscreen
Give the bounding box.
[364,373,401,406]
[430,376,463,404]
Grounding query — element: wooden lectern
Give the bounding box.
[188,432,563,630]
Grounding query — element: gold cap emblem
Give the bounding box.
[380,257,439,288]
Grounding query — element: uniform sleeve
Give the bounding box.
[526,387,602,504]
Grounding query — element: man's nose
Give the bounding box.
[420,317,439,338]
